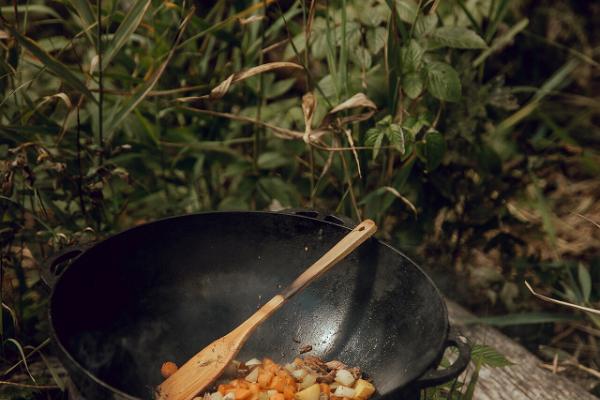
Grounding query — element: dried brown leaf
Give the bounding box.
[383,186,418,216]
[178,62,303,102]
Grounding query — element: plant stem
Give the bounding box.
[97,0,104,163]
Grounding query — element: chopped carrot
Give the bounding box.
[218,384,232,395]
[283,385,295,400]
[270,393,285,400]
[269,376,285,392]
[293,358,303,366]
[258,370,274,389]
[249,383,260,394]
[160,361,178,379]
[284,375,296,388]
[232,379,249,389]
[234,388,252,400]
[250,394,259,400]
[265,363,279,373]
[320,383,330,395]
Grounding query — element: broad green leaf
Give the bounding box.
[365,127,385,160]
[420,130,445,171]
[463,312,580,327]
[414,13,438,36]
[257,177,298,207]
[425,61,461,102]
[394,0,417,23]
[366,27,387,54]
[578,263,592,303]
[471,345,514,368]
[267,78,297,99]
[399,39,423,73]
[350,46,372,69]
[356,3,389,27]
[219,196,250,211]
[387,124,405,154]
[101,0,152,70]
[7,26,96,103]
[257,152,290,169]
[430,26,487,49]
[403,72,423,99]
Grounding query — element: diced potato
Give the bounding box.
[246,358,262,367]
[246,368,259,383]
[353,380,375,400]
[294,383,321,400]
[292,368,308,380]
[285,363,297,372]
[298,374,317,390]
[333,386,355,398]
[223,393,235,400]
[334,370,355,387]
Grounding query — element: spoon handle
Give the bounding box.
[237,220,377,334]
[280,219,377,300]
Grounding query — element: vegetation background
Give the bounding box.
[0,0,598,398]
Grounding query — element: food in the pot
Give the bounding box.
[162,356,376,400]
[161,361,179,378]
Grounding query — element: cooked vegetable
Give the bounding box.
[334,370,355,387]
[354,379,376,399]
[160,361,178,378]
[246,367,260,383]
[333,385,355,398]
[298,373,317,390]
[161,356,376,400]
[294,383,320,400]
[246,358,262,367]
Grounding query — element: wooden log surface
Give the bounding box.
[446,300,598,400]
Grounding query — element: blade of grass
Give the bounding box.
[101,0,151,70]
[0,5,61,19]
[38,352,65,391]
[1,339,50,377]
[473,18,528,67]
[174,0,275,52]
[105,7,195,142]
[496,58,579,132]
[68,0,95,28]
[5,25,97,103]
[456,0,482,35]
[4,338,36,383]
[463,312,579,326]
[484,0,509,42]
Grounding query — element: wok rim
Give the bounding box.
[48,210,449,399]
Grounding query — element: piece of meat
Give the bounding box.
[325,360,347,370]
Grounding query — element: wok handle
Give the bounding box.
[41,246,87,288]
[414,327,471,388]
[279,208,357,228]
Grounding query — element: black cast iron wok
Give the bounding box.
[45,210,470,400]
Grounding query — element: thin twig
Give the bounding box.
[0,381,58,390]
[525,281,600,316]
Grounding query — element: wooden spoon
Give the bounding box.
[156,219,377,400]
